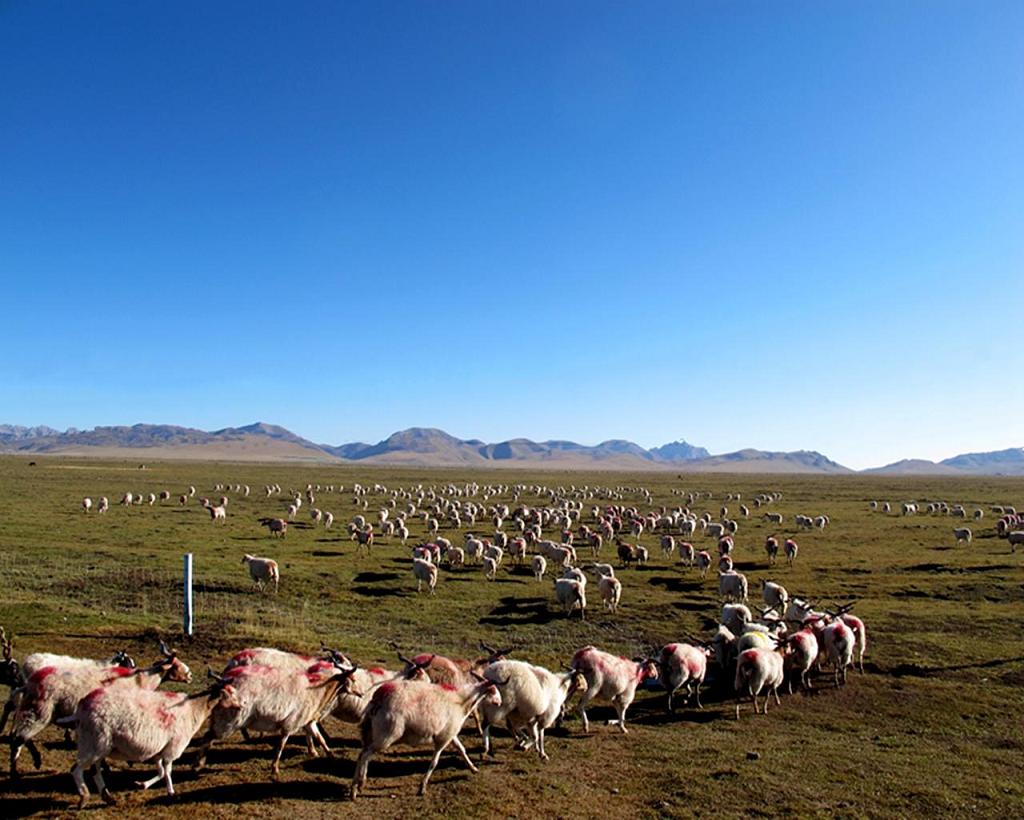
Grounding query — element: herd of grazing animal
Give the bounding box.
[1,585,869,808]
[0,529,877,800]
[35,479,1020,807]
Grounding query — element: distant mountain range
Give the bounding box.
[0,422,1021,475]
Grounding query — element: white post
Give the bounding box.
[183,553,194,637]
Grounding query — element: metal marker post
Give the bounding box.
[183,553,194,637]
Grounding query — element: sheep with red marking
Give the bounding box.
[782,625,819,692]
[67,676,240,807]
[196,661,359,779]
[677,541,695,567]
[352,674,504,798]
[733,645,785,718]
[695,550,713,579]
[831,602,868,672]
[0,633,135,737]
[9,643,190,776]
[822,619,856,686]
[658,642,710,711]
[480,660,586,760]
[784,538,799,566]
[570,646,658,733]
[329,654,432,725]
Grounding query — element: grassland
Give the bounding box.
[1,455,1022,818]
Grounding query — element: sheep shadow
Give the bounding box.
[479,596,558,626]
[169,778,349,807]
[351,585,410,598]
[647,575,703,594]
[351,572,401,583]
[311,550,346,557]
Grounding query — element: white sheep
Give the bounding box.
[658,642,710,711]
[822,619,856,686]
[68,677,239,807]
[761,579,789,612]
[734,646,785,718]
[196,662,358,779]
[9,644,191,775]
[412,557,438,594]
[598,574,622,612]
[352,676,503,798]
[82,497,92,513]
[553,577,586,619]
[570,646,658,733]
[953,527,972,545]
[531,554,547,581]
[719,570,748,602]
[784,538,799,566]
[480,660,585,760]
[241,554,279,593]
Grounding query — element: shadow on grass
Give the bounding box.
[311,550,346,557]
[479,596,557,626]
[351,586,410,598]
[647,575,704,594]
[352,571,401,583]
[877,655,1024,678]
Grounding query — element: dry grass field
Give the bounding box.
[0,455,1021,818]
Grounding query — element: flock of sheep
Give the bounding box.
[23,478,1013,808]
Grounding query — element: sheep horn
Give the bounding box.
[159,640,174,658]
[396,652,414,667]
[1,627,11,661]
[479,641,497,655]
[206,667,227,683]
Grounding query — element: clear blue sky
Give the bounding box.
[2,1,1022,469]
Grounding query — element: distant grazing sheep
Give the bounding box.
[241,555,279,592]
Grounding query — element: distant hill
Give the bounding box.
[682,448,853,474]
[5,420,1017,475]
[861,459,964,476]
[939,447,1024,476]
[0,423,336,463]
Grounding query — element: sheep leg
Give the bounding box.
[135,758,166,790]
[614,698,629,734]
[481,721,493,757]
[271,732,291,781]
[351,748,374,800]
[72,760,91,808]
[162,759,176,797]
[418,741,451,795]
[578,693,593,733]
[449,736,477,773]
[308,722,332,757]
[93,761,116,805]
[532,723,547,761]
[694,682,704,709]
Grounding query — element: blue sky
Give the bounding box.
[2,1,1022,469]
